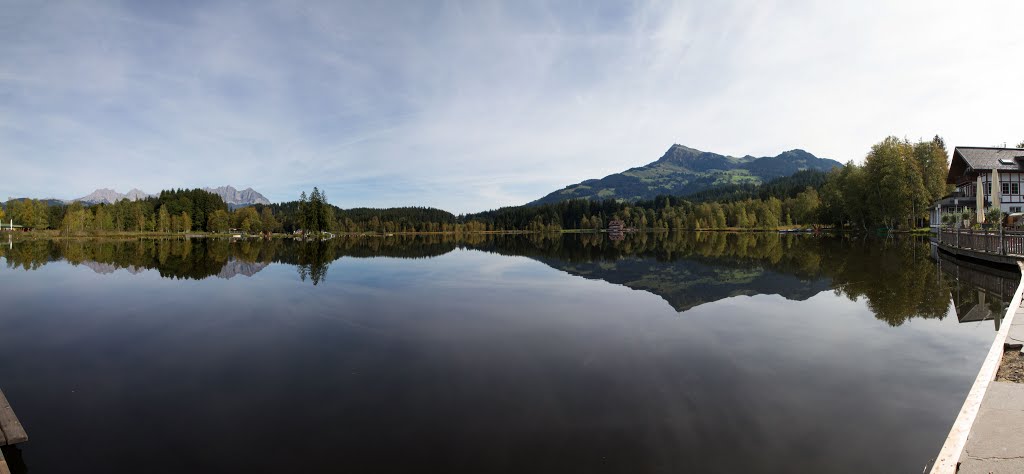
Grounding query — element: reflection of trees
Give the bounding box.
[468,232,970,326]
[296,240,334,285]
[0,233,999,327]
[821,238,952,326]
[0,240,60,270]
[467,232,823,280]
[0,235,460,282]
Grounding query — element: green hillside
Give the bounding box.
[531,144,841,205]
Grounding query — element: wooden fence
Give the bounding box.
[937,228,1024,256]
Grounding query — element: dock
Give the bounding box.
[936,229,1024,266]
[0,389,27,474]
[930,261,1024,473]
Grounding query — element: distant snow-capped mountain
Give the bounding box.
[202,186,271,206]
[72,186,270,206]
[74,188,152,204]
[123,188,151,201]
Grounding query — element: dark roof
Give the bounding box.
[947,147,1024,183]
[955,147,1024,171]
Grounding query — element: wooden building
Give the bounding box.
[932,146,1024,229]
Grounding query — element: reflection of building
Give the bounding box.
[932,146,1024,229]
[935,248,1018,330]
[607,220,625,241]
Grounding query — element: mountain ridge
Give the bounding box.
[203,185,271,206]
[530,144,842,205]
[71,186,270,206]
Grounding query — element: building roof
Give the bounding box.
[947,147,1024,184]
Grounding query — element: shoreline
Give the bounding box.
[929,261,1024,472]
[2,226,840,240]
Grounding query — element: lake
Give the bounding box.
[0,232,1013,473]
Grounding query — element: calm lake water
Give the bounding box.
[0,233,1014,473]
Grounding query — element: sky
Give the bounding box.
[2,0,1023,213]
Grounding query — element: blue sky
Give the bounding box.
[2,0,1023,213]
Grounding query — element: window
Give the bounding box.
[985,182,991,195]
[1012,207,1022,213]
[1003,182,1011,195]
[1003,182,1021,195]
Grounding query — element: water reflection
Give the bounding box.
[0,233,1016,327]
[935,249,1018,330]
[0,232,1010,473]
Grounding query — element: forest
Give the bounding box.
[0,135,964,235]
[2,188,275,236]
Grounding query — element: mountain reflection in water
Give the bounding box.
[0,231,1013,474]
[1,232,1013,328]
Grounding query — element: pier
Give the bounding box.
[936,229,1024,265]
[0,389,27,474]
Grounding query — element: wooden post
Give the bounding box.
[1000,224,1005,255]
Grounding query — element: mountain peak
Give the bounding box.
[71,186,269,206]
[530,143,841,205]
[124,189,151,200]
[202,186,270,206]
[667,143,702,153]
[777,149,813,158]
[75,188,151,204]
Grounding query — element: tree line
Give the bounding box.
[0,135,965,234]
[818,136,951,230]
[4,188,282,236]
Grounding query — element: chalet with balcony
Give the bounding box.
[932,146,1024,229]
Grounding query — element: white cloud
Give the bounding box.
[1,0,1023,212]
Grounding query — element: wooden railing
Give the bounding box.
[937,228,1024,256]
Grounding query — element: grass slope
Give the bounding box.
[531,144,841,205]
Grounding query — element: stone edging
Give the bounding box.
[929,261,1024,473]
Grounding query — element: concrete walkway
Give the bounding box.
[956,308,1024,473]
[931,263,1024,473]
[959,381,1024,472]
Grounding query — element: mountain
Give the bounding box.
[75,188,151,204]
[536,255,831,313]
[71,186,269,206]
[216,259,270,279]
[123,188,151,201]
[531,144,842,205]
[4,197,66,207]
[202,186,270,206]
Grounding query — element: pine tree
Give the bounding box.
[298,191,308,233]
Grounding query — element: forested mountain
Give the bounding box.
[531,144,841,205]
[681,169,830,203]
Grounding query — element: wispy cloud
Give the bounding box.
[2,0,1023,212]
